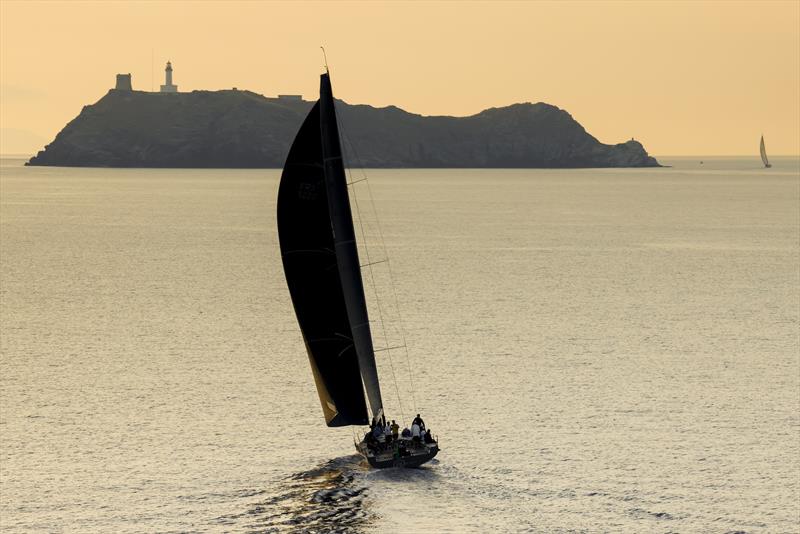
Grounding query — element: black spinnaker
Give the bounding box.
[277,73,383,427]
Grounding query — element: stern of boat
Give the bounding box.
[356,439,438,469]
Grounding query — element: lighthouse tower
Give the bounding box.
[160,61,178,93]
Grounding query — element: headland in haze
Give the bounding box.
[27,78,660,169]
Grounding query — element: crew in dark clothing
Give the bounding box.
[412,414,426,431]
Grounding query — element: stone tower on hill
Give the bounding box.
[115,73,132,91]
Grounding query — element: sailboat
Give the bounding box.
[276,68,439,469]
[760,135,772,168]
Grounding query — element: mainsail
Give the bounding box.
[760,135,771,168]
[277,73,383,427]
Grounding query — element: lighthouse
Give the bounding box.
[160,61,178,93]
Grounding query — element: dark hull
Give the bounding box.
[356,439,439,469]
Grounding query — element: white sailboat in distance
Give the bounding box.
[760,135,772,168]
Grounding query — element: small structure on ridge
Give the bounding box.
[160,61,178,93]
[115,73,132,91]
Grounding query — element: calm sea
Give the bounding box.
[1,157,798,533]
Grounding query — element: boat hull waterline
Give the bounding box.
[356,440,439,469]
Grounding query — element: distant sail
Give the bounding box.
[760,135,771,168]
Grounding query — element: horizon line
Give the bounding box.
[3,153,799,159]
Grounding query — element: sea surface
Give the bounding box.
[1,157,798,533]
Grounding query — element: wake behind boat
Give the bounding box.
[276,64,438,469]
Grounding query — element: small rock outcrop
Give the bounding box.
[27,89,659,168]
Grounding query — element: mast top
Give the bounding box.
[320,46,329,74]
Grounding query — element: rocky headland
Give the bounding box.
[27,89,660,168]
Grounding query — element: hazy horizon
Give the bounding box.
[1,1,799,156]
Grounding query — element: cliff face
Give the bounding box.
[27,89,659,168]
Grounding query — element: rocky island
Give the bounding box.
[27,88,660,168]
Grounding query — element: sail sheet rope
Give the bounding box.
[335,111,419,421]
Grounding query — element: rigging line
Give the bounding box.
[374,345,406,352]
[339,124,418,414]
[350,170,405,423]
[337,125,418,414]
[361,259,388,268]
[334,107,406,424]
[349,172,405,422]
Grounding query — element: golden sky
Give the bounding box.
[1,0,798,156]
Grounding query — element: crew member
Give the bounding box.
[412,413,426,431]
